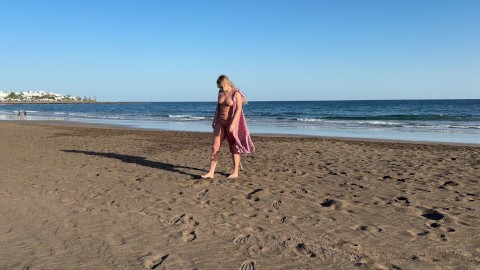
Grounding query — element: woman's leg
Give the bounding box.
[226,131,240,178]
[201,124,225,178]
[228,153,240,178]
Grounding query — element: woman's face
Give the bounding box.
[218,81,233,92]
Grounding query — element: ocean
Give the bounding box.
[1,99,479,144]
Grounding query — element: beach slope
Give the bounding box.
[0,121,479,269]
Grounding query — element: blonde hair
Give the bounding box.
[217,74,234,87]
[217,74,248,105]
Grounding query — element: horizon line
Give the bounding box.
[94,98,480,103]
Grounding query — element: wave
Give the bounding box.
[322,114,477,122]
[296,118,322,122]
[294,118,479,129]
[0,110,39,114]
[297,118,403,126]
[168,114,206,121]
[446,125,480,129]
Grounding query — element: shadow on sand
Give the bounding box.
[61,149,209,179]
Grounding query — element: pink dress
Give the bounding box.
[212,88,255,155]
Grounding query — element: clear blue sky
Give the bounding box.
[1,0,479,101]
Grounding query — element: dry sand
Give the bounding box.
[0,121,479,270]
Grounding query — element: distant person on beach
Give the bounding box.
[17,110,27,119]
[201,75,255,179]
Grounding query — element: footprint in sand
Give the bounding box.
[407,228,430,237]
[293,243,316,258]
[350,182,365,189]
[354,258,369,267]
[427,222,441,228]
[426,222,456,232]
[319,198,346,211]
[356,260,399,270]
[234,234,251,245]
[442,226,456,233]
[421,209,445,221]
[426,232,449,242]
[296,188,308,194]
[394,196,411,206]
[163,214,186,225]
[351,225,383,235]
[271,216,286,224]
[239,259,255,270]
[198,189,209,196]
[245,189,263,201]
[439,234,449,241]
[106,233,126,246]
[144,254,169,269]
[184,215,200,226]
[271,199,282,208]
[438,180,460,190]
[182,230,197,242]
[200,200,211,208]
[241,210,258,218]
[320,199,335,207]
[372,263,393,270]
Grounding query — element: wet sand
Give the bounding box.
[0,121,479,269]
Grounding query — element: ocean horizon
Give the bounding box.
[1,99,479,144]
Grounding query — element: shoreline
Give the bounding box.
[2,99,479,146]
[4,119,480,147]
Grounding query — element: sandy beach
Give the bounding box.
[0,121,479,269]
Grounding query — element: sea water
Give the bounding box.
[1,99,479,144]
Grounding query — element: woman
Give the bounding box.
[201,75,255,179]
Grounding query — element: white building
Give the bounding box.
[0,90,69,101]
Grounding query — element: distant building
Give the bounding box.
[0,90,93,102]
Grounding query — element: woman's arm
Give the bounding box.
[212,104,219,129]
[212,91,222,129]
[229,92,243,132]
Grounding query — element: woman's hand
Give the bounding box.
[229,121,238,133]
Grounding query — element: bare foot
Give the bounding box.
[201,173,214,179]
[227,173,238,179]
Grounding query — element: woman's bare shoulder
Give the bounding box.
[234,90,243,98]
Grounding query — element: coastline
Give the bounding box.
[2,99,479,145]
[6,119,480,147]
[1,120,479,269]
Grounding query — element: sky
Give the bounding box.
[0,0,479,102]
